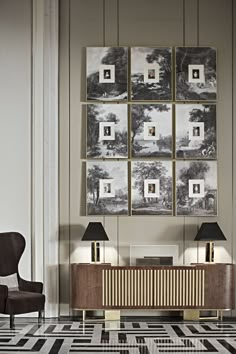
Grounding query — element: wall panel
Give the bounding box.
[233,0,236,268]
[59,0,236,316]
[59,0,71,316]
[105,0,118,46]
[199,0,233,264]
[119,0,183,46]
[184,0,198,45]
[0,0,31,278]
[232,0,236,315]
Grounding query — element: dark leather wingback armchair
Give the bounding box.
[0,232,45,328]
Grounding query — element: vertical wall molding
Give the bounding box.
[32,0,45,286]
[59,0,71,316]
[32,0,59,317]
[233,0,236,265]
[183,0,201,265]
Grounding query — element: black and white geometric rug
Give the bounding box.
[0,318,236,353]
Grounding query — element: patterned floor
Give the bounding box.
[0,318,236,353]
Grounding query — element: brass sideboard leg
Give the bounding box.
[82,310,86,322]
[105,310,120,321]
[183,310,200,321]
[219,310,223,321]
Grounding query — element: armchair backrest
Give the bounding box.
[0,232,25,276]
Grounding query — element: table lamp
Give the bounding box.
[81,222,109,263]
[194,222,226,262]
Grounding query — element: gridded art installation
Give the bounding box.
[175,103,216,159]
[130,47,172,101]
[86,161,128,216]
[131,160,173,215]
[175,47,217,101]
[176,160,217,216]
[86,104,128,159]
[86,47,128,101]
[85,46,218,216]
[131,104,172,158]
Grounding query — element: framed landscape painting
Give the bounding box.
[175,104,216,159]
[131,160,173,215]
[86,47,128,101]
[131,47,172,101]
[131,104,172,158]
[175,47,217,101]
[87,161,128,215]
[176,160,217,216]
[87,104,128,158]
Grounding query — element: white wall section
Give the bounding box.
[0,0,32,279]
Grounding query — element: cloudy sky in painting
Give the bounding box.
[87,47,110,76]
[131,160,172,200]
[131,47,171,75]
[93,104,127,131]
[87,161,128,192]
[133,104,172,138]
[176,161,217,189]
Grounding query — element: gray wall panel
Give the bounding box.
[59,0,71,316]
[199,0,233,264]
[59,0,236,316]
[119,0,183,46]
[105,0,118,46]
[184,0,198,45]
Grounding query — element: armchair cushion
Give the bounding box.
[18,278,43,293]
[0,273,19,291]
[5,291,45,315]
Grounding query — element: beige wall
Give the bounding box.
[0,0,32,279]
[59,0,236,316]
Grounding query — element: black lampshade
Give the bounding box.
[81,222,109,241]
[194,222,226,241]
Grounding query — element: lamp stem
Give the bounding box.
[205,241,214,262]
[91,241,100,263]
[94,241,97,263]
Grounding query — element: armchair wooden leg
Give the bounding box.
[38,310,44,323]
[10,315,15,329]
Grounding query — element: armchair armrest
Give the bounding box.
[0,284,8,313]
[18,278,43,294]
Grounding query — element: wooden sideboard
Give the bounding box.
[71,263,235,318]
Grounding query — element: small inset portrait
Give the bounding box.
[192,183,200,194]
[144,63,160,83]
[148,126,156,137]
[99,64,115,83]
[188,122,204,141]
[103,182,111,193]
[188,64,205,83]
[104,126,111,136]
[143,122,159,140]
[144,179,160,198]
[99,179,115,198]
[103,69,111,79]
[193,126,200,137]
[189,179,205,198]
[99,122,115,141]
[192,69,200,79]
[148,183,156,193]
[148,69,155,79]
